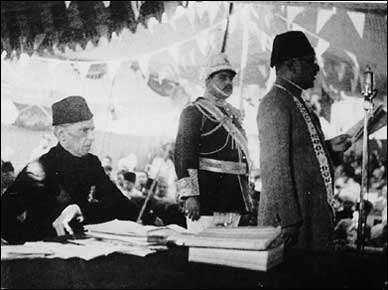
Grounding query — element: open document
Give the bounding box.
[346,104,387,142]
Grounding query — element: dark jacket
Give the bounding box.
[257,78,340,251]
[174,97,252,215]
[1,144,139,243]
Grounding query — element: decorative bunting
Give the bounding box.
[169,43,181,65]
[347,11,365,38]
[196,3,207,20]
[315,37,330,71]
[292,22,305,32]
[138,54,151,80]
[147,17,158,34]
[33,34,46,50]
[77,62,91,79]
[286,6,304,27]
[185,5,196,26]
[161,12,169,24]
[106,61,121,81]
[98,36,109,47]
[103,1,110,8]
[207,2,219,25]
[196,29,209,56]
[65,1,71,9]
[130,1,140,20]
[316,8,336,34]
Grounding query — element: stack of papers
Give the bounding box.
[85,219,188,247]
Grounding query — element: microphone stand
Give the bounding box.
[356,66,377,254]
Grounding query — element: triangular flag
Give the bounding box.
[287,6,304,26]
[292,22,305,32]
[103,1,110,8]
[147,17,158,34]
[75,43,83,52]
[99,36,108,47]
[161,12,169,24]
[196,3,207,20]
[138,54,151,80]
[316,8,336,34]
[85,40,94,51]
[33,34,46,50]
[315,37,330,69]
[207,2,219,25]
[185,5,196,26]
[250,7,259,21]
[65,1,71,9]
[130,1,140,20]
[169,43,181,65]
[106,61,121,81]
[196,30,209,56]
[78,62,91,78]
[347,11,365,38]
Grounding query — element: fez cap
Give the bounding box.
[270,31,315,68]
[204,53,236,80]
[52,96,93,126]
[123,171,137,183]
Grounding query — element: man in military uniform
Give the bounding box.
[174,53,254,229]
[1,96,140,243]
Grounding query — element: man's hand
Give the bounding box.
[52,204,84,236]
[329,134,352,152]
[184,196,200,221]
[280,225,300,247]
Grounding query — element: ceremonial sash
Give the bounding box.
[274,84,337,217]
[194,98,252,171]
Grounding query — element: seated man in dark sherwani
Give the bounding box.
[174,53,255,231]
[1,96,140,243]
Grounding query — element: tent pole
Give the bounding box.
[221,3,234,53]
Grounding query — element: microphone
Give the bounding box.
[362,65,374,98]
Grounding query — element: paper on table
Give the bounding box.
[1,238,157,261]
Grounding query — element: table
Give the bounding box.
[1,246,386,289]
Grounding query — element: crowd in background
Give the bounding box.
[1,139,387,247]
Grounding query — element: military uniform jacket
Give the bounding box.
[1,144,138,243]
[174,97,253,215]
[257,78,341,251]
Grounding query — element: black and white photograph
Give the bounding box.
[1,1,387,288]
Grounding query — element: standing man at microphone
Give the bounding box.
[257,31,352,251]
[174,53,255,231]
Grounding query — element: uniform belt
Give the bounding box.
[199,158,247,175]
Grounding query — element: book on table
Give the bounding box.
[175,226,284,271]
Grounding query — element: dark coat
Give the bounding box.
[1,144,139,243]
[174,98,251,215]
[257,78,340,251]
